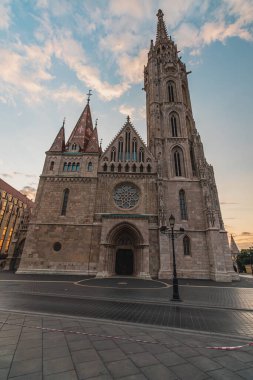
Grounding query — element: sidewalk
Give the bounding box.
[0,310,253,380]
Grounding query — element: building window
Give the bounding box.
[61,189,69,216]
[72,143,77,151]
[190,143,196,176]
[87,162,93,172]
[67,162,72,171]
[173,148,185,177]
[111,147,116,161]
[72,162,76,171]
[125,129,131,161]
[168,81,175,102]
[139,147,144,162]
[63,163,68,171]
[132,164,136,172]
[171,114,178,137]
[179,189,188,220]
[183,236,191,256]
[147,164,151,173]
[125,163,129,172]
[76,163,80,171]
[103,163,107,172]
[140,164,143,173]
[118,164,122,173]
[111,164,114,172]
[53,242,62,252]
[49,161,54,171]
[118,139,123,161]
[182,85,188,106]
[132,138,137,161]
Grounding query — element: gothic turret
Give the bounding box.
[48,122,65,152]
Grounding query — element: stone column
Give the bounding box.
[138,244,151,279]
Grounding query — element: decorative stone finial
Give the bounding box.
[156,9,164,19]
[127,115,130,123]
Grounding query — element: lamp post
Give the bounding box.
[160,214,182,302]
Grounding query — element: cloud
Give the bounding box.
[19,186,37,201]
[119,104,135,118]
[241,232,253,236]
[0,173,12,178]
[0,0,11,30]
[117,49,147,84]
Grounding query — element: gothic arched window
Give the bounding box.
[50,161,54,171]
[147,164,151,173]
[63,163,68,171]
[173,147,185,177]
[67,162,72,171]
[168,81,176,102]
[61,188,69,216]
[72,162,76,171]
[132,138,137,161]
[72,143,77,151]
[132,164,136,172]
[118,139,123,161]
[118,163,122,173]
[103,163,107,172]
[111,164,114,172]
[182,85,188,106]
[139,147,144,162]
[183,236,191,256]
[190,142,196,176]
[125,129,131,161]
[87,162,93,172]
[111,147,116,162]
[125,163,129,172]
[140,164,143,173]
[171,114,179,137]
[76,163,80,171]
[179,189,188,220]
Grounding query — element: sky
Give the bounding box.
[0,0,252,249]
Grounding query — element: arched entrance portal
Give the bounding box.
[97,222,151,279]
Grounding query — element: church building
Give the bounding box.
[17,10,238,282]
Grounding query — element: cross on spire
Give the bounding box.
[87,89,92,104]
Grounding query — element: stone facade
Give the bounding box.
[17,10,238,282]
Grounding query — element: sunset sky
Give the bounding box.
[0,0,252,249]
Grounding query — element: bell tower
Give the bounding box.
[144,10,238,282]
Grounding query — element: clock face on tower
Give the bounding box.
[113,183,139,209]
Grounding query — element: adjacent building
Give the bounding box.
[17,10,238,281]
[0,178,34,270]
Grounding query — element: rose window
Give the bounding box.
[113,183,139,209]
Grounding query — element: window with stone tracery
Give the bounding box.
[113,183,139,209]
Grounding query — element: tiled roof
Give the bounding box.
[0,178,34,208]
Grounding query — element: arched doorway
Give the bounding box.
[97,222,150,278]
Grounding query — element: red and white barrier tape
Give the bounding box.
[1,320,252,351]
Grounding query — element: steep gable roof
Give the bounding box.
[102,117,154,161]
[0,178,34,207]
[66,103,93,151]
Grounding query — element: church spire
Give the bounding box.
[67,98,94,151]
[48,119,65,152]
[155,9,169,45]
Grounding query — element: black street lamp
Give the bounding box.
[160,214,182,302]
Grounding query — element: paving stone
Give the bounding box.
[117,342,145,354]
[118,375,147,380]
[43,356,74,376]
[17,337,42,349]
[236,367,253,380]
[44,370,78,380]
[188,355,223,371]
[76,359,109,379]
[170,363,207,380]
[129,352,159,367]
[43,346,70,360]
[141,364,177,380]
[0,354,13,369]
[106,359,140,378]
[68,338,92,351]
[99,348,126,363]
[14,347,42,362]
[71,348,100,364]
[0,329,21,338]
[8,372,42,380]
[155,350,186,366]
[230,351,253,363]
[8,358,42,378]
[214,355,249,371]
[172,344,200,358]
[92,339,118,350]
[0,367,9,380]
[0,345,16,357]
[207,368,244,379]
[141,342,168,355]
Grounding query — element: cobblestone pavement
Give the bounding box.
[0,310,253,380]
